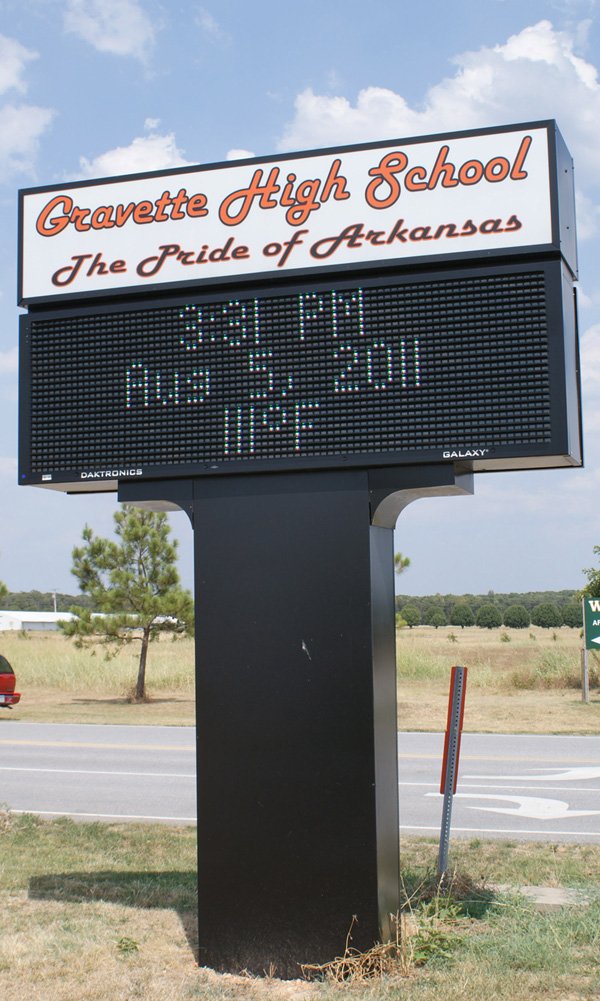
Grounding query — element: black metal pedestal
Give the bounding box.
[120,464,472,978]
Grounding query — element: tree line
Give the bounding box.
[1,586,585,626]
[395,589,583,629]
[1,590,96,612]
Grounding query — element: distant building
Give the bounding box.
[0,611,77,632]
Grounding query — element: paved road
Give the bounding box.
[0,722,599,842]
[0,721,197,822]
[399,731,600,843]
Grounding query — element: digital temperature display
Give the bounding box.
[19,259,581,491]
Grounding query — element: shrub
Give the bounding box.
[562,602,583,628]
[450,603,475,628]
[476,604,503,629]
[428,610,447,629]
[401,604,421,628]
[503,604,531,629]
[531,603,563,628]
[510,650,587,689]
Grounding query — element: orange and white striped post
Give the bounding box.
[438,665,468,878]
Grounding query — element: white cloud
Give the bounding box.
[63,0,157,62]
[498,18,596,83]
[196,7,230,44]
[0,35,54,182]
[277,20,600,190]
[79,130,191,177]
[0,347,18,375]
[0,102,54,181]
[226,148,255,161]
[575,191,600,240]
[0,34,37,95]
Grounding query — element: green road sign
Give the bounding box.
[583,598,600,650]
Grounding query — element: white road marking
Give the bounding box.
[463,766,600,783]
[399,781,600,793]
[0,765,194,778]
[0,738,195,751]
[398,751,600,764]
[9,808,196,822]
[426,792,600,820]
[401,824,600,838]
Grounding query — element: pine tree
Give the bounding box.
[61,507,194,701]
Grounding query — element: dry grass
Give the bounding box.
[300,914,414,982]
[396,625,600,734]
[0,890,318,1001]
[0,631,195,694]
[0,631,195,725]
[0,625,598,732]
[0,687,197,726]
[398,682,600,734]
[397,625,587,688]
[0,895,197,1001]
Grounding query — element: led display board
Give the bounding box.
[18,121,582,492]
[19,259,581,491]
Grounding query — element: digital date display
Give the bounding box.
[20,262,577,489]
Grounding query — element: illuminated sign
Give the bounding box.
[18,122,581,492]
[18,121,576,303]
[19,259,581,491]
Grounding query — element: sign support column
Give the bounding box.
[120,465,472,977]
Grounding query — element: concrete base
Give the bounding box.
[493,884,594,912]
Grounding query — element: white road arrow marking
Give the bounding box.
[426,792,600,820]
[463,766,600,783]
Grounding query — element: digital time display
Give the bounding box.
[19,259,581,491]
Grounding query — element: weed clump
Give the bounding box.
[301,870,493,984]
[510,650,599,690]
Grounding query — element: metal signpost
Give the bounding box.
[18,121,581,977]
[438,666,468,878]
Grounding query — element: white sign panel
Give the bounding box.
[19,122,562,303]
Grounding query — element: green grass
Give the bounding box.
[400,836,600,890]
[1,814,599,1000]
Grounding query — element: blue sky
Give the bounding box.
[1,0,600,596]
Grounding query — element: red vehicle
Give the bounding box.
[0,655,20,707]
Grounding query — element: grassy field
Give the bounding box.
[0,625,598,732]
[1,630,599,999]
[396,625,600,735]
[0,812,598,1001]
[0,631,196,725]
